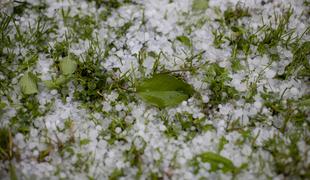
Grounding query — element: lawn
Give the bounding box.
[0,0,309,179]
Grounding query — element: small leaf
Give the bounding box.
[44,75,70,89]
[192,0,209,11]
[55,75,70,84]
[59,56,77,75]
[176,36,191,47]
[44,80,57,89]
[136,74,194,108]
[0,101,6,110]
[80,138,91,146]
[198,151,235,172]
[19,72,38,95]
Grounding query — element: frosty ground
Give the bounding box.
[0,0,309,179]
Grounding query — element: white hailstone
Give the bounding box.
[33,150,39,157]
[56,173,65,179]
[219,61,229,68]
[248,106,258,116]
[265,69,276,79]
[0,74,4,80]
[60,112,69,119]
[219,105,230,115]
[231,78,247,92]
[254,101,262,109]
[50,89,58,95]
[159,124,166,131]
[197,113,205,119]
[108,91,119,101]
[89,130,98,140]
[218,120,226,127]
[18,141,26,149]
[12,77,18,84]
[183,171,195,180]
[30,129,38,137]
[178,157,187,165]
[202,95,209,103]
[176,107,182,113]
[144,32,150,41]
[115,104,123,111]
[57,122,65,130]
[38,143,47,151]
[131,44,142,54]
[115,127,122,134]
[15,133,24,141]
[153,151,161,160]
[125,116,134,124]
[102,102,112,112]
[238,83,247,92]
[241,145,252,156]
[93,112,101,119]
[181,101,187,106]
[143,57,154,70]
[95,125,102,131]
[116,161,124,169]
[29,142,36,149]
[234,109,243,118]
[188,98,194,104]
[290,87,299,95]
[203,163,211,170]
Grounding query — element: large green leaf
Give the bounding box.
[59,56,77,75]
[192,0,209,11]
[136,74,194,108]
[198,151,235,172]
[138,91,188,108]
[19,72,38,95]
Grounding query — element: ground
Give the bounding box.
[0,0,309,179]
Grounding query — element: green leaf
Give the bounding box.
[192,0,209,11]
[44,75,70,89]
[109,168,124,180]
[0,102,6,110]
[9,162,18,180]
[176,36,191,47]
[44,80,56,89]
[138,91,188,108]
[136,74,194,108]
[198,151,235,172]
[59,56,77,75]
[80,139,91,146]
[55,75,70,84]
[19,72,38,95]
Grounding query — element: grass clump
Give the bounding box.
[283,41,310,79]
[257,8,293,56]
[224,3,251,26]
[0,128,12,161]
[72,58,107,103]
[204,63,239,106]
[263,133,310,179]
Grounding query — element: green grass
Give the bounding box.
[263,132,310,178]
[0,1,309,179]
[283,40,310,79]
[204,63,239,106]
